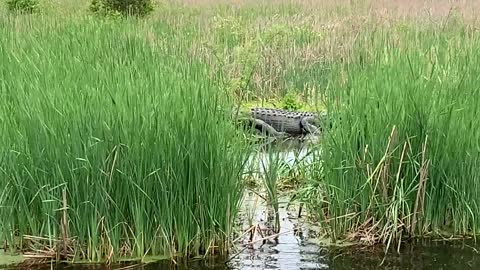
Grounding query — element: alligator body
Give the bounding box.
[243,107,326,137]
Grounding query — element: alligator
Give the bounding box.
[235,107,327,138]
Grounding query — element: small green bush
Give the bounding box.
[90,0,153,17]
[281,89,302,110]
[6,0,39,13]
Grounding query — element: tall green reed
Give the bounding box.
[311,21,480,249]
[259,147,285,233]
[0,15,250,262]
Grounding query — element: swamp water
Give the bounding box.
[3,139,480,270]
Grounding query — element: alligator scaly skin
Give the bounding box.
[250,107,321,136]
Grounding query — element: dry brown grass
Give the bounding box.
[171,0,480,19]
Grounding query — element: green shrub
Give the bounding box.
[281,89,302,110]
[90,0,153,17]
[6,0,39,13]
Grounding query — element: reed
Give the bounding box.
[259,147,286,233]
[310,20,480,249]
[2,0,479,263]
[0,15,250,262]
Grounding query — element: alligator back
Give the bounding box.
[251,107,317,135]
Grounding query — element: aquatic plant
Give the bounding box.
[1,0,479,264]
[310,20,480,250]
[260,148,284,233]
[0,16,250,263]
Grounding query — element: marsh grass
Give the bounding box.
[311,20,480,249]
[2,0,480,263]
[259,148,285,233]
[0,15,251,262]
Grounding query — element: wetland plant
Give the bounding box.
[1,0,479,264]
[260,147,289,233]
[0,17,250,263]
[311,22,480,250]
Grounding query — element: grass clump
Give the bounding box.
[259,149,284,233]
[0,17,250,263]
[309,22,480,250]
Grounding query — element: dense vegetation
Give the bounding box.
[306,22,480,250]
[6,0,39,13]
[1,0,479,265]
[0,14,250,263]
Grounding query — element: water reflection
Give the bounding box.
[229,199,327,270]
[244,136,317,176]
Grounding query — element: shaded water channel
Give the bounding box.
[5,139,480,270]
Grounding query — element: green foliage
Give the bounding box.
[0,18,249,262]
[281,89,302,110]
[6,0,38,13]
[260,149,283,232]
[212,15,246,48]
[309,23,480,249]
[261,23,291,49]
[2,0,480,262]
[89,0,153,17]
